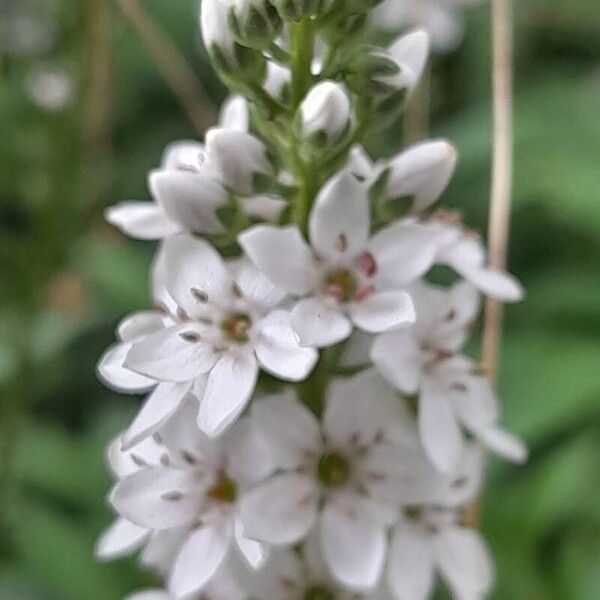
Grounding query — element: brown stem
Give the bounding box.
[482,0,514,383]
[113,0,216,136]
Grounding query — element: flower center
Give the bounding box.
[323,269,357,303]
[221,313,252,343]
[317,451,350,488]
[206,477,237,503]
[304,585,336,600]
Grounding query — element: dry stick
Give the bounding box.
[464,0,514,531]
[113,0,216,136]
[482,0,514,383]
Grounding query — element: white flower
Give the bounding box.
[264,59,291,99]
[118,234,316,440]
[239,168,455,347]
[242,540,394,599]
[372,280,527,472]
[204,128,273,195]
[434,218,524,302]
[380,140,457,214]
[386,444,495,600]
[110,399,275,599]
[385,30,430,93]
[201,0,237,66]
[239,370,420,592]
[299,81,351,142]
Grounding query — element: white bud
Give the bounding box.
[299,81,350,143]
[264,60,291,99]
[385,140,457,213]
[219,94,250,132]
[200,0,236,66]
[386,29,430,92]
[205,128,273,194]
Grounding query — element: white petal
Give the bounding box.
[168,524,231,599]
[476,426,528,464]
[371,328,423,395]
[243,194,286,222]
[387,522,435,600]
[324,368,408,447]
[300,81,350,141]
[256,310,318,380]
[105,202,180,240]
[370,220,458,287]
[235,518,268,569]
[225,416,276,486]
[452,372,499,432]
[349,290,415,333]
[240,473,318,545]
[219,94,249,132]
[388,29,430,92]
[434,526,495,598]
[97,342,156,394]
[461,267,524,303]
[309,168,369,261]
[232,259,287,310]
[205,128,272,194]
[161,140,204,171]
[157,234,232,316]
[125,323,218,382]
[251,391,321,470]
[140,527,189,576]
[320,495,387,591]
[121,382,191,450]
[384,140,456,214]
[149,170,227,235]
[105,434,163,478]
[419,379,464,473]
[110,467,204,529]
[197,353,258,437]
[290,297,352,347]
[238,225,315,295]
[95,517,149,561]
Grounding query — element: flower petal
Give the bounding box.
[238,225,314,295]
[197,353,258,437]
[369,220,458,287]
[324,368,409,447]
[234,518,268,569]
[290,297,352,347]
[309,168,369,261]
[476,426,528,464]
[125,591,172,600]
[219,94,249,132]
[240,473,318,545]
[161,140,204,171]
[105,202,180,240]
[157,234,232,316]
[255,310,318,380]
[387,522,435,600]
[434,526,495,598]
[388,29,430,92]
[168,523,231,599]
[121,382,191,450]
[320,494,387,591]
[251,390,321,470]
[371,328,423,395]
[97,342,156,394]
[95,517,149,561]
[384,140,456,214]
[110,467,205,530]
[232,260,287,310]
[150,170,227,235]
[349,290,415,333]
[125,323,218,382]
[419,379,464,473]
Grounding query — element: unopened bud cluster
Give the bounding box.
[99,1,525,599]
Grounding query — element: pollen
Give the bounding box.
[323,269,357,303]
[221,313,252,343]
[317,451,350,488]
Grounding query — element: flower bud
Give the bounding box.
[205,128,273,194]
[299,81,351,145]
[200,0,264,78]
[223,0,282,50]
[264,60,291,101]
[385,29,430,94]
[343,46,402,98]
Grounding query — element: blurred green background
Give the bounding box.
[0,0,599,598]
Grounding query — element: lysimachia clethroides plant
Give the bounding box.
[97,1,526,598]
